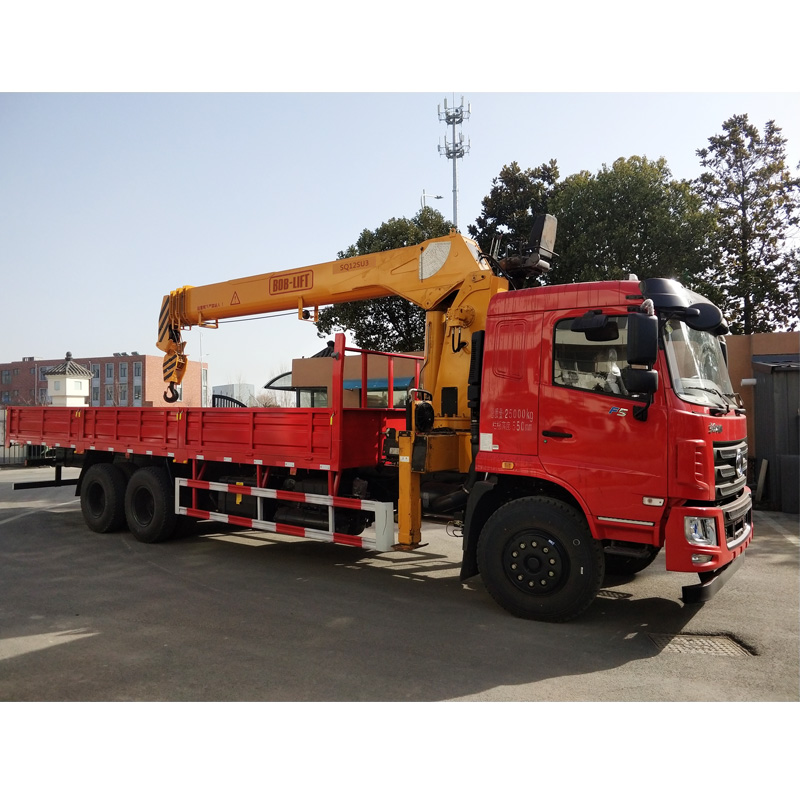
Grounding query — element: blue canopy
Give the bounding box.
[342,377,415,391]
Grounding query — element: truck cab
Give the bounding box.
[461,277,752,620]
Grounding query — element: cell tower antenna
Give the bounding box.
[438,96,470,230]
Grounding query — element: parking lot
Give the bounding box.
[0,466,797,702]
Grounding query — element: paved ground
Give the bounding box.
[0,466,797,702]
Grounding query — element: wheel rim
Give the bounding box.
[131,486,155,526]
[502,531,568,595]
[85,481,106,518]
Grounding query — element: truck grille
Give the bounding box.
[719,490,752,547]
[714,439,748,502]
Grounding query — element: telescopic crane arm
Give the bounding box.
[157,218,557,409]
[158,231,488,401]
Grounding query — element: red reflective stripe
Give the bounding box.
[276,490,306,502]
[275,521,309,537]
[228,514,253,527]
[228,484,253,495]
[332,532,366,547]
[186,479,212,490]
[331,496,364,510]
[186,508,211,520]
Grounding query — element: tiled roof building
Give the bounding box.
[0,351,207,407]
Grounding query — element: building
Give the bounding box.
[0,351,207,408]
[264,341,423,409]
[43,352,93,406]
[211,383,256,407]
[727,331,800,513]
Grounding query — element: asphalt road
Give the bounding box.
[1,466,798,702]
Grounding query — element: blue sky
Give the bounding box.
[2,92,798,392]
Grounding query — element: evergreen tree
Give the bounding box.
[695,114,799,334]
[547,156,716,287]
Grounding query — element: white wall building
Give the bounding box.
[44,352,92,407]
[212,383,256,406]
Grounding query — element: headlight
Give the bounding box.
[685,516,717,546]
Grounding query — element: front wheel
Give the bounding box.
[124,466,177,543]
[477,497,604,622]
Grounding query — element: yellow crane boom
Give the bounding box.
[158,231,501,411]
[157,216,556,430]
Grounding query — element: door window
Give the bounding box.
[553,316,629,396]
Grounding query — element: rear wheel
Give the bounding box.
[116,461,138,483]
[80,463,127,533]
[124,466,177,543]
[477,496,604,622]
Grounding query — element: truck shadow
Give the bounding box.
[145,521,707,700]
[0,509,715,702]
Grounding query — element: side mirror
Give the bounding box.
[622,367,658,395]
[627,313,658,366]
[622,366,658,422]
[685,302,728,335]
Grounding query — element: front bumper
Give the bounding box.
[681,553,745,603]
[665,488,753,574]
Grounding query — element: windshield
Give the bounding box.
[663,319,736,409]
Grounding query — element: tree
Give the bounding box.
[546,156,717,286]
[694,114,800,334]
[468,160,559,257]
[314,206,453,351]
[252,389,294,408]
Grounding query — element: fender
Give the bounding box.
[459,478,498,580]
[459,473,600,581]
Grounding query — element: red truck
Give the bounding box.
[5,218,752,621]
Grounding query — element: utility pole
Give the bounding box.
[420,189,443,210]
[438,96,470,230]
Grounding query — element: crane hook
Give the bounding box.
[164,383,179,404]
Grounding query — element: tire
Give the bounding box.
[116,461,138,483]
[477,497,604,622]
[124,466,177,544]
[80,463,128,533]
[604,545,661,575]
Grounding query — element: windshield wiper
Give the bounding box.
[680,385,729,415]
[724,391,747,415]
[705,387,747,415]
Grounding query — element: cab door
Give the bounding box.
[478,312,542,460]
[537,311,668,529]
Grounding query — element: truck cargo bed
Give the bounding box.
[5,404,406,472]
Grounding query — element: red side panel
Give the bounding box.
[5,404,407,472]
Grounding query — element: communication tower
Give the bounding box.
[438,96,470,230]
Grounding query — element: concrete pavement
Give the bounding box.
[0,466,797,701]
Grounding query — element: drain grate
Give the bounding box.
[648,633,753,656]
[597,589,632,600]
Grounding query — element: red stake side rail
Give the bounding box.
[4,333,420,475]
